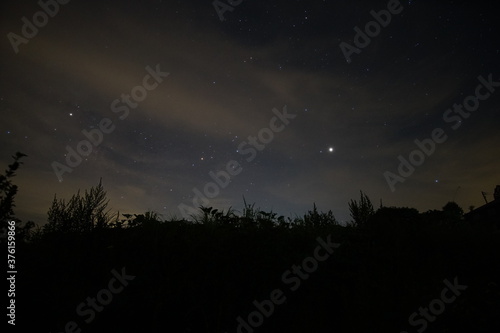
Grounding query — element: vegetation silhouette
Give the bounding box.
[3,153,499,333]
[0,152,34,242]
[348,190,375,226]
[44,179,116,234]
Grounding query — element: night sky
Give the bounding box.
[1,0,499,224]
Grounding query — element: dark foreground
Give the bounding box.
[12,209,500,333]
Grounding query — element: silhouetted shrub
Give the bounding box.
[348,190,374,226]
[43,179,116,234]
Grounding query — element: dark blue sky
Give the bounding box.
[1,0,499,223]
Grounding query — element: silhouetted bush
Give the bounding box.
[43,179,116,234]
[349,190,374,226]
[13,184,500,333]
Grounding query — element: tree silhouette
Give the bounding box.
[442,201,464,222]
[0,152,27,228]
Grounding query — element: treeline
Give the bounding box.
[2,153,500,332]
